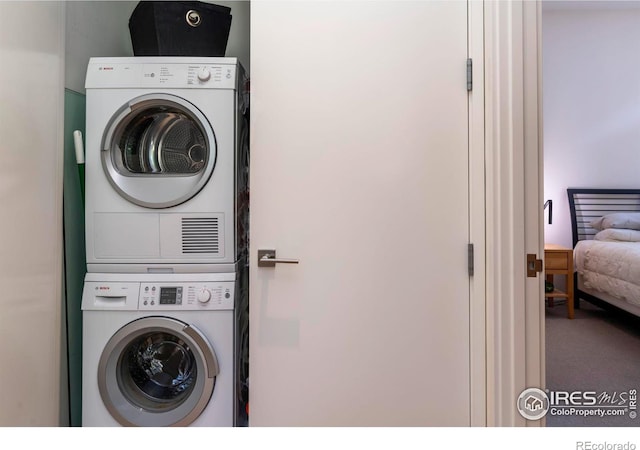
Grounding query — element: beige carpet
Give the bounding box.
[545,299,640,427]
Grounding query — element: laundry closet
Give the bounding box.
[1,0,497,427]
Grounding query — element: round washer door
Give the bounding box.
[102,94,217,209]
[98,316,219,427]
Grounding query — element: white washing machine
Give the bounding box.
[84,57,249,273]
[82,271,244,427]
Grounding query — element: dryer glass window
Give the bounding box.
[113,104,208,175]
[102,94,218,208]
[118,331,197,410]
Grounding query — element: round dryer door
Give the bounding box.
[102,94,217,208]
[98,317,219,427]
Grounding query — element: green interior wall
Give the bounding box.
[63,89,86,427]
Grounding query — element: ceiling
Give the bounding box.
[542,0,640,11]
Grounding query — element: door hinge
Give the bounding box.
[468,243,474,277]
[466,58,472,91]
[527,254,543,278]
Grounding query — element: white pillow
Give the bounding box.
[594,228,640,242]
[590,212,640,231]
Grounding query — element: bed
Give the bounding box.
[568,188,640,317]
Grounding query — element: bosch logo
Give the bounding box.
[95,286,110,291]
[185,10,202,27]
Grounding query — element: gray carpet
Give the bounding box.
[545,299,640,426]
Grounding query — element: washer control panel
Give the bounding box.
[139,282,234,311]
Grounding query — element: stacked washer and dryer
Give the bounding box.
[81,57,249,427]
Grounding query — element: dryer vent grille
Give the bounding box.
[181,218,220,254]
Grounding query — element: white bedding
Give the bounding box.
[574,239,640,307]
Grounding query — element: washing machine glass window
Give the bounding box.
[119,331,197,408]
[98,317,220,427]
[102,94,218,208]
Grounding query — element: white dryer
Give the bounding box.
[81,271,244,426]
[84,57,249,273]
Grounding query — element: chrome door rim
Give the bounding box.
[101,94,217,209]
[97,316,219,427]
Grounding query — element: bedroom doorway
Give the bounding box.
[541,1,640,427]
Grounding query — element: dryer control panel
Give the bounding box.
[85,58,238,89]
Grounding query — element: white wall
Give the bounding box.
[66,1,250,94]
[65,1,137,93]
[543,4,640,247]
[215,1,251,72]
[0,1,64,426]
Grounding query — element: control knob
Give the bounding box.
[197,288,211,304]
[197,68,211,82]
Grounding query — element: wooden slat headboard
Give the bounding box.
[567,188,640,247]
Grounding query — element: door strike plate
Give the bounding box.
[527,254,543,278]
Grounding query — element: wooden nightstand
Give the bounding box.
[544,244,574,319]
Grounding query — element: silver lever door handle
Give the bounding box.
[258,249,299,268]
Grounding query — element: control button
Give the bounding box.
[144,286,149,292]
[143,300,148,305]
[197,289,211,303]
[151,301,155,305]
[225,292,231,299]
[198,68,211,82]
